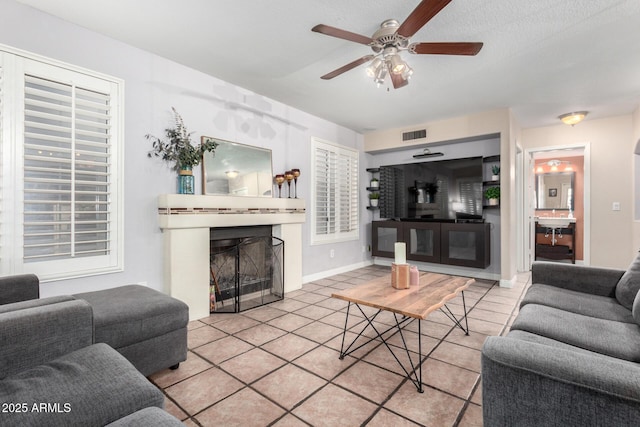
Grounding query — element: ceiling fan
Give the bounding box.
[311,0,483,89]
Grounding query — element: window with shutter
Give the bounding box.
[311,137,359,244]
[0,47,123,281]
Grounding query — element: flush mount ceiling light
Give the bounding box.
[225,170,239,179]
[536,159,573,173]
[558,111,588,126]
[312,1,483,90]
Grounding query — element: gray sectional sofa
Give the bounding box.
[482,257,640,426]
[0,274,186,426]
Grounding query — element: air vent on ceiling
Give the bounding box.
[402,129,427,141]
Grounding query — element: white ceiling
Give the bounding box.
[17,0,640,133]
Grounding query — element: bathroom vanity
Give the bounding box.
[534,217,576,263]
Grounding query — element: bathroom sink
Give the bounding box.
[535,217,574,228]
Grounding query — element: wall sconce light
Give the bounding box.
[225,170,239,179]
[558,111,588,126]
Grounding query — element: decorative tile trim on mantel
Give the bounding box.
[158,207,305,215]
[157,194,306,230]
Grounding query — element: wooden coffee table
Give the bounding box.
[331,271,474,392]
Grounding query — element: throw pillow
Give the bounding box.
[616,250,640,310]
[633,290,640,325]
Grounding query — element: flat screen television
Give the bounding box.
[378,156,484,221]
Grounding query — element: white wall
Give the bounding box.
[0,0,370,295]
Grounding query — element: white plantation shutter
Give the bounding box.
[23,75,111,261]
[311,137,359,244]
[0,48,123,280]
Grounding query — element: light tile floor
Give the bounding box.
[150,265,531,426]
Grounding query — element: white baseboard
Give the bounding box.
[303,261,373,284]
[499,275,517,288]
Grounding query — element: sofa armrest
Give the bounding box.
[482,336,640,426]
[531,261,624,297]
[0,274,39,305]
[0,300,94,379]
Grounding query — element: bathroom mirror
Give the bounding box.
[201,137,273,197]
[535,171,575,210]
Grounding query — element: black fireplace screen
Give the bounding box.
[210,236,284,313]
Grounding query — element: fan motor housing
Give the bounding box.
[371,19,409,52]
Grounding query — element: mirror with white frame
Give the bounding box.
[201,136,273,197]
[535,171,575,210]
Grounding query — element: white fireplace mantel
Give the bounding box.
[158,194,306,320]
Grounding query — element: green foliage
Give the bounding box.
[484,186,500,199]
[369,192,380,199]
[491,165,500,175]
[146,107,218,171]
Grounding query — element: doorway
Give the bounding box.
[522,144,590,270]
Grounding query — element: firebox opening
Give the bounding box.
[210,226,284,313]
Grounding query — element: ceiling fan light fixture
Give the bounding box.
[374,65,388,87]
[389,54,406,75]
[558,111,588,126]
[225,170,239,179]
[366,58,383,78]
[401,64,414,80]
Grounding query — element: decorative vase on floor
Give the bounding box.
[178,166,194,194]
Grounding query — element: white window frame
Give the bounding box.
[0,44,124,281]
[310,137,359,245]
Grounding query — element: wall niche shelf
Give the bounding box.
[483,155,501,209]
[367,168,380,211]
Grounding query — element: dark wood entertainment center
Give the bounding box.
[372,220,491,269]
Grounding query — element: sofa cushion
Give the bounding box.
[511,304,640,362]
[633,291,640,325]
[506,330,610,358]
[73,285,189,349]
[0,299,94,379]
[521,284,634,323]
[0,273,39,305]
[616,251,640,310]
[0,295,75,315]
[0,343,163,426]
[105,407,184,426]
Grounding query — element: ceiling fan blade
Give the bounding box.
[397,0,452,38]
[390,73,409,89]
[312,24,373,45]
[320,55,375,80]
[410,42,483,55]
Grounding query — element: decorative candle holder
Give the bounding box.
[391,263,410,289]
[284,170,294,198]
[274,174,285,198]
[291,168,300,198]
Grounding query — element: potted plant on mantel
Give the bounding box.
[146,107,218,194]
[484,186,500,206]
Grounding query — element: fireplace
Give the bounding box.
[158,195,305,321]
[209,226,284,312]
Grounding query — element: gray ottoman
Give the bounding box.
[73,285,188,376]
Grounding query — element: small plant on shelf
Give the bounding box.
[491,165,500,180]
[369,192,380,207]
[484,187,500,206]
[370,177,379,188]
